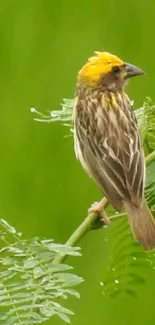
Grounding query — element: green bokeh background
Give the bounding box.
[1,1,155,324]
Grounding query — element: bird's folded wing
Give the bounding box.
[75,105,144,209]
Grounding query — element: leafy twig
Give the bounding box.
[0,220,83,325]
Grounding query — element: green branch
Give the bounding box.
[53,149,155,264]
[145,150,155,166]
[53,213,125,264]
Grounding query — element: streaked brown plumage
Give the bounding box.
[73,51,155,251]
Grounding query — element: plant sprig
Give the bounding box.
[0,219,83,325]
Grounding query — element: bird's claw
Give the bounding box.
[88,201,110,226]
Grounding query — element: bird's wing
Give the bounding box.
[74,94,145,210]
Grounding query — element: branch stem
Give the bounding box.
[53,212,125,264]
[146,150,155,166]
[53,212,98,264]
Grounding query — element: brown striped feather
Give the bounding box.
[73,89,144,210]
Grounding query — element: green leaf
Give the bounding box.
[57,312,71,323]
[40,304,55,317]
[135,97,155,152]
[0,219,83,325]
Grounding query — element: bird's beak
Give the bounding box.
[125,62,145,78]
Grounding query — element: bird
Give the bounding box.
[73,51,155,251]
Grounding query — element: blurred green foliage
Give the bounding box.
[1,1,155,325]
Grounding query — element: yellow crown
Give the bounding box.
[78,51,124,83]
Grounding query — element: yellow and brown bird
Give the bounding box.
[73,51,155,250]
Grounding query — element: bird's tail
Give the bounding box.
[124,200,155,251]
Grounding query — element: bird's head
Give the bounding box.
[78,51,144,90]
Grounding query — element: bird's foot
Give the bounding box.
[88,199,110,226]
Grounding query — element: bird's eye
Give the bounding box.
[112,66,120,73]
